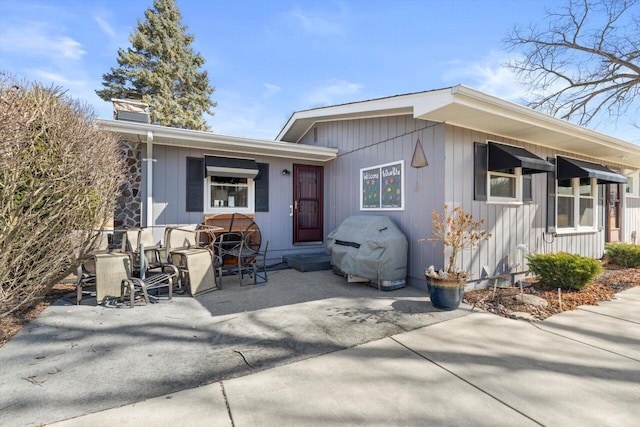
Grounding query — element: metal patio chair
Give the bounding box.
[120,244,179,308]
[213,229,268,286]
[76,230,114,304]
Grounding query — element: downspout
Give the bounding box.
[145,130,154,227]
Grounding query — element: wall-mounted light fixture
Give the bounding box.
[411,138,428,168]
[282,169,291,176]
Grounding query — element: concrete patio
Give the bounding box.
[51,286,640,427]
[0,268,467,426]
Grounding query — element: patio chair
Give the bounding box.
[94,252,132,304]
[237,229,269,285]
[164,225,207,257]
[122,228,165,272]
[120,244,179,308]
[213,230,268,286]
[76,230,113,304]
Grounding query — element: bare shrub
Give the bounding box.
[0,74,126,317]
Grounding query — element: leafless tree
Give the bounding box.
[0,74,126,318]
[505,0,639,126]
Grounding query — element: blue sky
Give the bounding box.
[1,0,637,142]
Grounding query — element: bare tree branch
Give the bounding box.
[505,0,640,126]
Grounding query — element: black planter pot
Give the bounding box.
[426,277,465,310]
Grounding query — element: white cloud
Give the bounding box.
[30,70,84,87]
[442,51,526,102]
[209,88,285,139]
[304,79,363,107]
[0,22,85,61]
[441,51,639,142]
[94,14,116,39]
[262,83,281,99]
[286,5,347,37]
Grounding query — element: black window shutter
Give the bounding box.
[186,157,204,212]
[546,157,556,232]
[255,163,269,212]
[474,142,488,201]
[523,175,533,202]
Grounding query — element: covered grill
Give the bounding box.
[327,215,408,290]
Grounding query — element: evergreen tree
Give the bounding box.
[96,0,216,130]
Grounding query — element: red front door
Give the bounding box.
[293,164,323,243]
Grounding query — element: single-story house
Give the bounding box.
[98,85,640,290]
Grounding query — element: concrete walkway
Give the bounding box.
[48,287,640,427]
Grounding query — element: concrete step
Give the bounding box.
[283,252,332,272]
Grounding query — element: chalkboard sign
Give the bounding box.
[361,167,381,209]
[360,160,404,210]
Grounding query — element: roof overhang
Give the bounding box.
[277,85,640,168]
[96,119,338,163]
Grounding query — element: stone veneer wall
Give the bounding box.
[114,139,142,228]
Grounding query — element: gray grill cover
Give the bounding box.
[327,215,407,282]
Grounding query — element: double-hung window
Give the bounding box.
[475,141,553,204]
[552,157,628,233]
[626,172,639,197]
[488,167,521,202]
[557,177,596,230]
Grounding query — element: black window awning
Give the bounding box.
[557,157,627,184]
[489,142,555,175]
[205,156,259,179]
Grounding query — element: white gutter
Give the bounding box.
[97,119,338,161]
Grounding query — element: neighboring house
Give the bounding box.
[98,85,640,290]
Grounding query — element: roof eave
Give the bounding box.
[416,85,640,168]
[276,89,450,143]
[96,119,338,162]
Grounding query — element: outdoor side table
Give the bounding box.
[170,248,218,295]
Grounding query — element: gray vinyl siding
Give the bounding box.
[302,115,447,288]
[300,116,634,290]
[139,143,324,263]
[442,124,634,283]
[623,195,640,244]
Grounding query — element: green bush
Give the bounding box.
[605,243,640,268]
[526,252,603,291]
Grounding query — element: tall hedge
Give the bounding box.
[1,74,126,317]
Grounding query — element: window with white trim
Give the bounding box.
[557,177,597,230]
[626,172,639,197]
[205,176,254,213]
[488,167,522,203]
